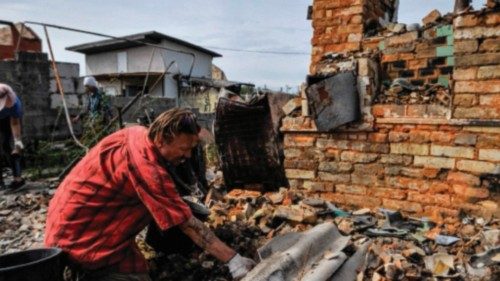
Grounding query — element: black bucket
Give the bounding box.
[0,248,64,281]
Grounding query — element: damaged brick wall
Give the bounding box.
[282,1,499,219]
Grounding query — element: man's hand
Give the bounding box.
[227,254,255,280]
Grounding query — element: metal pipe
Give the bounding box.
[24,21,197,77]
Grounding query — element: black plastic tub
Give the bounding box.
[0,248,64,281]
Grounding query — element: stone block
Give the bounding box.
[340,151,378,163]
[478,149,500,162]
[453,67,477,80]
[430,182,451,193]
[49,94,80,109]
[430,145,475,159]
[303,181,334,192]
[414,156,455,169]
[454,26,500,40]
[457,160,500,174]
[285,169,316,179]
[478,65,500,80]
[391,143,429,156]
[316,138,349,149]
[454,80,500,93]
[383,199,423,213]
[455,53,500,67]
[454,133,477,146]
[454,40,478,53]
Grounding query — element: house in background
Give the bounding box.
[0,21,41,60]
[66,31,222,100]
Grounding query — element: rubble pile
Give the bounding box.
[375,78,451,105]
[197,187,499,280]
[0,185,54,254]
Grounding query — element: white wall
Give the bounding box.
[85,38,215,99]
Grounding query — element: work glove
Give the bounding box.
[227,254,255,280]
[13,138,24,154]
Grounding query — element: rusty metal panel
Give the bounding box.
[307,72,360,131]
[214,94,286,191]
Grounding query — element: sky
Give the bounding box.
[0,0,486,91]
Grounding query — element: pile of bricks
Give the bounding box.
[282,0,500,219]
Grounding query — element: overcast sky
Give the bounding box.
[1,0,486,91]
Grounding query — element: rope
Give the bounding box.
[43,26,89,152]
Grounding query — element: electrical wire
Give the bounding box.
[202,46,310,55]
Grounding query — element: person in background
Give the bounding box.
[0,83,25,189]
[72,76,111,123]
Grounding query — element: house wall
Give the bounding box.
[281,1,500,220]
[85,41,214,99]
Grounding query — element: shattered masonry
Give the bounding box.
[282,0,500,220]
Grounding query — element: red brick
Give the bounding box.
[454,14,481,27]
[372,104,405,117]
[383,199,423,213]
[479,38,500,52]
[453,67,477,80]
[453,184,490,199]
[336,184,367,195]
[409,130,431,143]
[430,131,455,143]
[455,53,500,67]
[430,182,451,193]
[454,80,500,93]
[447,172,481,186]
[478,65,500,80]
[324,42,361,53]
[344,194,382,208]
[284,135,316,147]
[422,168,440,179]
[453,94,478,106]
[454,107,500,119]
[477,134,500,148]
[406,105,427,117]
[422,9,441,25]
[408,59,428,70]
[341,151,379,163]
[454,40,479,53]
[368,133,388,143]
[485,13,500,25]
[408,191,451,206]
[479,95,500,107]
[388,131,409,142]
[370,187,406,200]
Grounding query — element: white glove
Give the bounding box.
[14,139,24,150]
[227,254,255,280]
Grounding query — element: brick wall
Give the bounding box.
[283,1,500,219]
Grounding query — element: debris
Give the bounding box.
[424,253,455,276]
[435,234,460,246]
[422,9,442,26]
[281,97,301,116]
[470,247,500,268]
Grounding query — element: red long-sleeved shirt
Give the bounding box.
[45,126,192,273]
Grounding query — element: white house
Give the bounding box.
[66,31,222,100]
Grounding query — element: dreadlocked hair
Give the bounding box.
[148,108,200,143]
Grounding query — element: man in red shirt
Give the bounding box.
[45,108,254,281]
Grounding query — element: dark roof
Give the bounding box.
[66,31,222,57]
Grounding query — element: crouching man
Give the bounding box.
[45,108,254,281]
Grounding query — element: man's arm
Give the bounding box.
[10,117,23,153]
[178,216,236,262]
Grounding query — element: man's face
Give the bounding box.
[155,133,199,166]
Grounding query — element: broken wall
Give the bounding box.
[281,1,500,219]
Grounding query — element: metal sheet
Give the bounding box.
[307,72,360,131]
